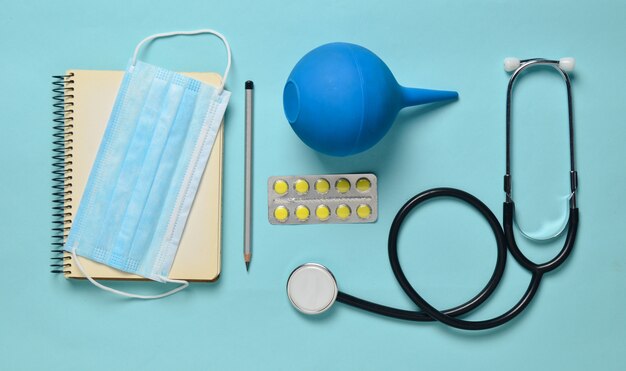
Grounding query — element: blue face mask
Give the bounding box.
[64,30,231,298]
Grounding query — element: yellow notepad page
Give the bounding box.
[63,70,222,281]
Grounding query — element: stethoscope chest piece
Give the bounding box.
[287,263,337,314]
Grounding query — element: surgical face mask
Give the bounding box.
[64,30,231,299]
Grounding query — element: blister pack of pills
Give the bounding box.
[267,173,378,225]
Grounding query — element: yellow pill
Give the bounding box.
[273,180,289,195]
[336,204,351,220]
[274,206,289,222]
[294,179,309,194]
[356,178,371,192]
[316,205,331,221]
[335,178,351,193]
[356,204,372,219]
[315,178,330,194]
[295,205,310,221]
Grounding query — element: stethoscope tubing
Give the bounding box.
[336,59,578,330]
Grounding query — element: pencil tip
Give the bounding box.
[245,261,250,271]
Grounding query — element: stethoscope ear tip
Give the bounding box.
[287,263,338,315]
[559,57,575,72]
[504,57,521,72]
[504,57,575,73]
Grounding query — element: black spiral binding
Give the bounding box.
[51,73,74,274]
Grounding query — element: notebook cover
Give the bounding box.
[59,70,222,281]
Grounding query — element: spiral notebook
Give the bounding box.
[51,70,223,281]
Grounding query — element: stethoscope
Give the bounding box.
[286,57,579,330]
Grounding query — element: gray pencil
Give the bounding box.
[244,81,254,271]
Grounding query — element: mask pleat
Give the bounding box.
[67,63,157,261]
[147,83,216,276]
[131,81,202,274]
[113,72,191,270]
[96,69,172,270]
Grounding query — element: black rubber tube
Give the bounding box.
[336,187,577,330]
[504,202,579,273]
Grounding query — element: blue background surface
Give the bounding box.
[1,0,625,370]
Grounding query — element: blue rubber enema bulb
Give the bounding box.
[283,42,458,156]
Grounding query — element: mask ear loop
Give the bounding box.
[71,246,189,299]
[130,29,232,94]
